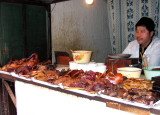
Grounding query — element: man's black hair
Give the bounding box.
[135,17,155,32]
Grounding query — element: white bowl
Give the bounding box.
[143,66,160,80]
[117,67,142,78]
[72,50,92,63]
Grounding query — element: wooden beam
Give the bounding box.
[0,0,49,7]
[2,80,9,115]
[106,102,150,115]
[0,80,3,115]
[2,80,16,108]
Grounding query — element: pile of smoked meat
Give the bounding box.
[0,53,159,105]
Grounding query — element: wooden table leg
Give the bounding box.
[0,78,17,115]
[2,79,10,115]
[0,79,3,115]
[2,80,16,108]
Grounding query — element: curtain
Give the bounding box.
[107,0,160,54]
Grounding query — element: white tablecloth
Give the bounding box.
[15,81,133,115]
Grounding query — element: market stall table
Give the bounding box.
[15,81,132,115]
[0,65,160,115]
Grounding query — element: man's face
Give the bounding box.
[136,26,153,47]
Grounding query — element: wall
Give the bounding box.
[0,3,24,65]
[51,0,111,63]
[0,2,49,65]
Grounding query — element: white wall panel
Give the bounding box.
[51,0,111,63]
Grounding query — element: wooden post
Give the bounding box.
[0,79,3,115]
[2,80,16,108]
[2,79,10,115]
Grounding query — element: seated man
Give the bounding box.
[123,17,160,66]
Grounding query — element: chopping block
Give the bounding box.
[105,58,139,74]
